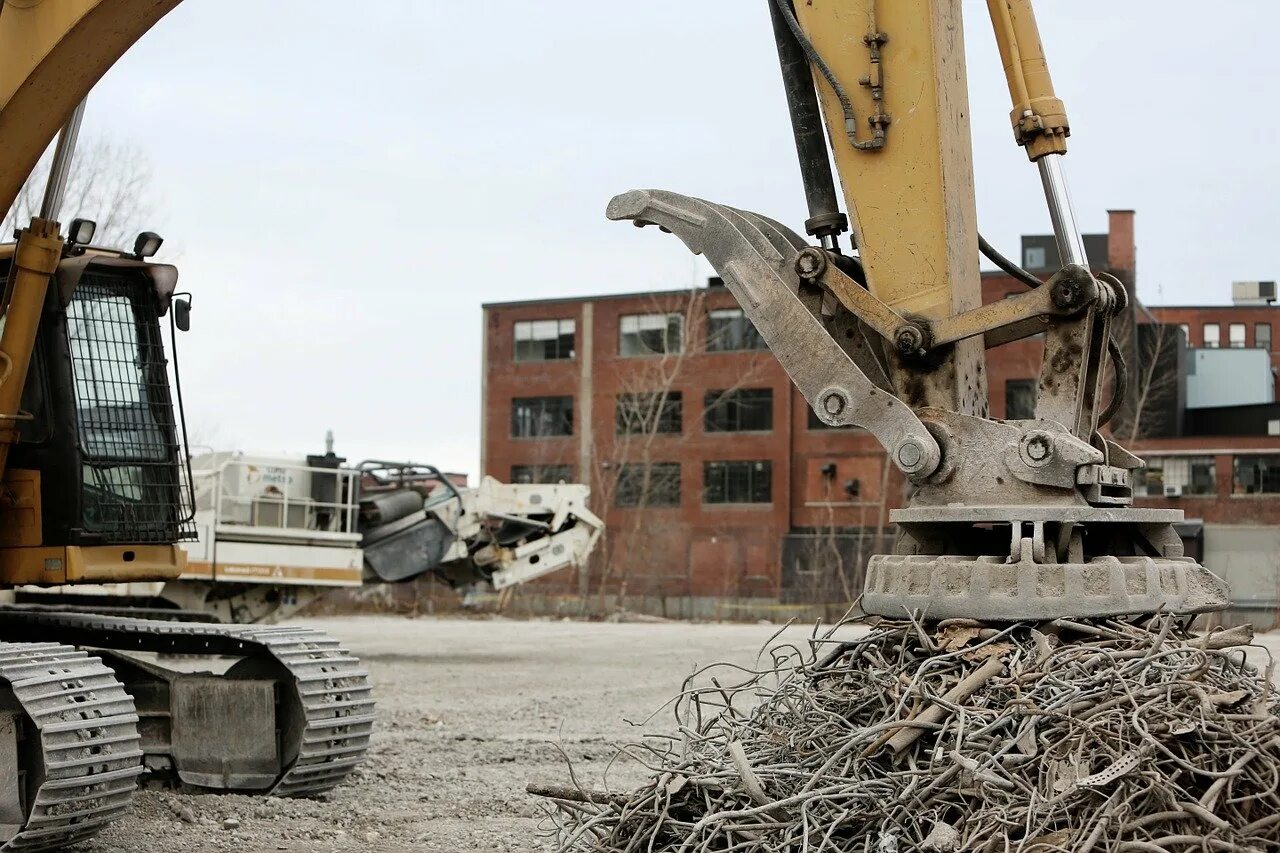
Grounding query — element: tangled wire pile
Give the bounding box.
[531,616,1280,852]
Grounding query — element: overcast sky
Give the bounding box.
[76,1,1280,479]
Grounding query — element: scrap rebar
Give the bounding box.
[532,616,1280,852]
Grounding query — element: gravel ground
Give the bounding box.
[83,616,809,852]
[81,616,1280,853]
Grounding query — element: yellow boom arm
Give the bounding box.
[0,0,180,217]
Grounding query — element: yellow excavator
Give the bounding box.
[0,0,1230,849]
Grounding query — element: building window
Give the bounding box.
[704,388,773,432]
[619,313,683,357]
[616,392,682,435]
[1256,323,1272,351]
[807,408,856,430]
[1203,323,1220,348]
[511,464,572,484]
[511,396,573,438]
[706,308,767,352]
[1135,456,1215,497]
[1179,324,1190,344]
[703,460,772,504]
[514,319,575,361]
[1005,379,1037,420]
[614,463,681,507]
[1023,246,1046,270]
[1233,455,1280,494]
[1229,323,1247,349]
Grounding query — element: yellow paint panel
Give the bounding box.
[794,0,987,416]
[0,469,41,547]
[0,546,67,585]
[0,544,184,585]
[795,0,980,319]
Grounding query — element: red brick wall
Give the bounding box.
[484,289,799,600]
[1107,210,1136,273]
[482,303,580,477]
[1128,436,1280,525]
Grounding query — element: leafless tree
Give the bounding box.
[2,136,156,250]
[1107,312,1183,442]
[587,289,772,614]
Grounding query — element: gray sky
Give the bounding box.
[80,1,1280,478]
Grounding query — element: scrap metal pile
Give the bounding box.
[533,617,1280,852]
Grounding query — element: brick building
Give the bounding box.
[481,211,1280,618]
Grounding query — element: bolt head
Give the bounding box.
[1024,433,1054,463]
[822,392,846,416]
[896,440,923,468]
[795,248,827,280]
[1051,280,1079,309]
[894,325,925,355]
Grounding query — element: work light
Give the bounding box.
[133,231,163,258]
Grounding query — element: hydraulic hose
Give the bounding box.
[978,233,1042,289]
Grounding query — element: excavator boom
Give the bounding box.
[0,0,181,218]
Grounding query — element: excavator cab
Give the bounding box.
[0,239,193,586]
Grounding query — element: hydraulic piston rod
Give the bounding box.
[767,0,848,248]
[1038,154,1087,268]
[38,98,87,223]
[987,0,1087,268]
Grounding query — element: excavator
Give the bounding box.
[0,0,1232,849]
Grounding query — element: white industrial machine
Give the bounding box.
[22,447,603,623]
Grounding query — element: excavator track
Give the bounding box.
[0,611,373,798]
[0,642,142,852]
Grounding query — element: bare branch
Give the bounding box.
[1109,317,1182,442]
[588,289,776,611]
[2,135,156,249]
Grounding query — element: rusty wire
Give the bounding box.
[533,616,1280,853]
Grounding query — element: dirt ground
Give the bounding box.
[81,616,1280,853]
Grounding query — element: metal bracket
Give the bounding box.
[1002,423,1103,489]
[607,189,940,479]
[801,255,1097,355]
[930,265,1095,348]
[1076,465,1133,506]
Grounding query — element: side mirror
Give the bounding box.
[174,297,191,332]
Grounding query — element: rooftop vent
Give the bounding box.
[1232,280,1276,306]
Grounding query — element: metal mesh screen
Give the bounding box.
[66,271,195,543]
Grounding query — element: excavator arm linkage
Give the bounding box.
[613,1,1229,622]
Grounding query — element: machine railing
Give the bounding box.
[191,456,362,542]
